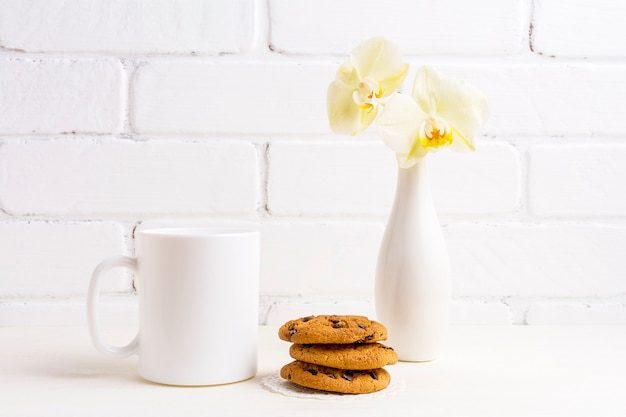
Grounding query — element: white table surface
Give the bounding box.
[1,325,625,417]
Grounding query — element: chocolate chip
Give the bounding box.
[329,319,345,328]
[341,371,354,382]
[325,373,336,379]
[330,319,344,329]
[355,333,376,343]
[357,323,367,329]
[303,316,313,322]
[368,371,378,380]
[306,369,318,376]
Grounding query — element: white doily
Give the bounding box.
[260,372,406,401]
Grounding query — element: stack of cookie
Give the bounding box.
[278,315,398,394]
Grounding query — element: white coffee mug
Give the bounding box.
[87,227,259,386]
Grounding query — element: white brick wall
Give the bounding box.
[0,0,254,55]
[529,144,626,216]
[447,224,626,298]
[0,59,124,134]
[267,141,397,216]
[0,139,259,217]
[531,0,626,57]
[440,63,626,137]
[0,221,128,296]
[269,0,525,56]
[132,61,334,135]
[1,0,624,326]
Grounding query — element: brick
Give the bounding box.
[0,139,259,216]
[451,299,512,324]
[529,144,626,217]
[263,297,513,325]
[263,298,376,326]
[266,141,397,216]
[131,61,334,136]
[135,61,626,138]
[267,141,519,217]
[532,0,626,57]
[446,224,626,297]
[0,59,123,134]
[260,221,384,296]
[430,142,520,215]
[434,63,626,137]
[0,221,127,296]
[269,0,524,56]
[0,0,254,55]
[526,301,626,325]
[0,295,138,327]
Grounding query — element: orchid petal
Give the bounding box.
[377,93,428,167]
[351,37,403,78]
[440,85,489,152]
[333,59,361,88]
[411,66,444,114]
[327,37,409,136]
[351,37,409,96]
[327,79,377,135]
[412,66,489,152]
[327,79,361,135]
[379,63,410,98]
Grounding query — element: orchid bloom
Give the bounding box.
[327,37,409,136]
[377,66,489,168]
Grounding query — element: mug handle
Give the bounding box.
[87,256,139,358]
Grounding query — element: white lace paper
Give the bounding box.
[260,373,406,400]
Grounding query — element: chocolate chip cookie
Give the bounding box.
[289,342,398,370]
[280,360,391,394]
[278,315,388,344]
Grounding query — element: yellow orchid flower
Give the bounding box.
[327,37,409,136]
[377,66,489,168]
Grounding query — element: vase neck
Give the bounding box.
[387,157,438,227]
[396,159,430,193]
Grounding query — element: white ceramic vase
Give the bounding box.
[375,158,451,362]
